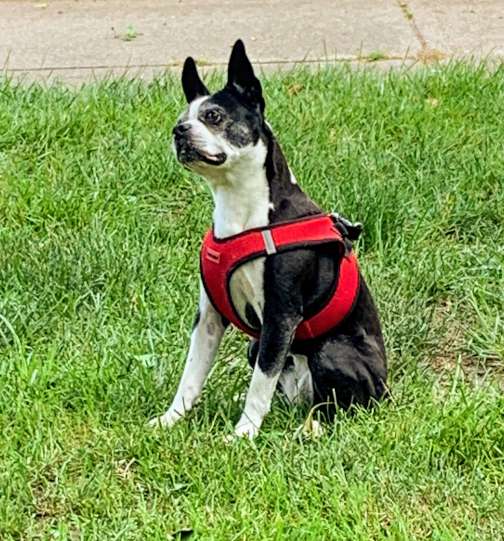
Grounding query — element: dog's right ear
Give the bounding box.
[181,57,209,103]
[227,40,264,113]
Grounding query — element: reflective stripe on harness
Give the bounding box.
[200,213,360,341]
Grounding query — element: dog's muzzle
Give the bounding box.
[173,123,226,166]
[173,123,196,163]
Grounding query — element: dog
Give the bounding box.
[149,40,387,439]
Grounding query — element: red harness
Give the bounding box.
[200,214,360,341]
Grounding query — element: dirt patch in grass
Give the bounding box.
[428,301,503,387]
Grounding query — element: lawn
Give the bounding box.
[0,63,503,540]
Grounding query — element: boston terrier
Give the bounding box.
[149,40,387,439]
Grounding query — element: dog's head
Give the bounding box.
[173,40,268,183]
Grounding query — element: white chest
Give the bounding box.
[228,257,265,329]
[206,144,271,329]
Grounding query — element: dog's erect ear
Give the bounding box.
[227,40,265,113]
[181,57,209,103]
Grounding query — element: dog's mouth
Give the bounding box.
[194,149,227,166]
[175,140,227,167]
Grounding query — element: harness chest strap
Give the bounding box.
[200,214,360,341]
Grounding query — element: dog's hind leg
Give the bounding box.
[309,331,387,416]
[277,354,314,405]
[149,283,226,428]
[249,341,313,406]
[247,339,259,369]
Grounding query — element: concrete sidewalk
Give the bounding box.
[1,0,503,84]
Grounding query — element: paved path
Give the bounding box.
[1,0,503,84]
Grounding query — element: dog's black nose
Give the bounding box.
[173,123,191,137]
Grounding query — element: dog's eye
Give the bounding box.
[204,110,223,125]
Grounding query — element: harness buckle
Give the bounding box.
[330,212,363,241]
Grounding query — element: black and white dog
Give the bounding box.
[150,40,387,439]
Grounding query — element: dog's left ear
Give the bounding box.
[227,39,265,113]
[181,57,210,103]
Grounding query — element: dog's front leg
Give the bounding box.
[149,284,225,428]
[234,312,301,439]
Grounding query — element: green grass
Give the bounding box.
[1,63,503,540]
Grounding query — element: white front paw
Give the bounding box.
[147,408,182,429]
[233,418,260,440]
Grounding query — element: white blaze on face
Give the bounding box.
[182,96,227,161]
[187,96,209,120]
